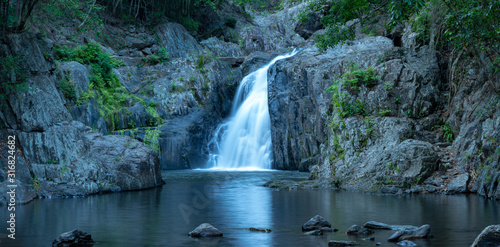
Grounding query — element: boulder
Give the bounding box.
[328,240,360,246]
[302,215,332,231]
[188,223,223,238]
[447,173,469,194]
[346,225,373,235]
[471,225,500,247]
[388,224,431,242]
[52,229,94,247]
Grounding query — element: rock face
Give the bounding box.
[52,229,95,247]
[471,225,500,247]
[302,215,332,231]
[0,33,164,205]
[188,223,223,238]
[268,36,448,191]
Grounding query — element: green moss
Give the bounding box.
[144,127,161,154]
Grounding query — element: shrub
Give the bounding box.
[180,16,200,32]
[59,76,77,101]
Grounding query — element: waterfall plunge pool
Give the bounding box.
[1,170,498,247]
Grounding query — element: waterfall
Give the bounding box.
[207,50,297,170]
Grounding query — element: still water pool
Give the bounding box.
[1,170,498,246]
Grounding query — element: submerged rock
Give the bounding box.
[388,224,431,242]
[52,229,94,247]
[304,230,323,236]
[328,240,359,246]
[188,223,223,238]
[471,225,500,247]
[397,240,417,246]
[346,225,373,235]
[302,215,332,231]
[249,227,272,233]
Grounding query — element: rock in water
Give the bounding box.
[304,230,323,236]
[347,225,373,235]
[388,224,431,242]
[249,227,272,233]
[328,240,359,246]
[397,240,417,246]
[52,229,95,247]
[471,225,500,247]
[188,223,223,238]
[302,215,332,231]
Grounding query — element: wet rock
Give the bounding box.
[388,224,431,242]
[362,237,375,241]
[305,230,323,236]
[52,229,95,247]
[328,240,360,246]
[302,215,332,231]
[447,173,469,194]
[363,221,418,231]
[397,240,417,246]
[321,227,338,232]
[347,225,374,235]
[471,225,500,247]
[188,223,223,238]
[249,227,271,233]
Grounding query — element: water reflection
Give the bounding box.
[0,170,498,247]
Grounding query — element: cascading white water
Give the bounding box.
[207,50,298,170]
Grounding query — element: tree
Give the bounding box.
[0,0,41,37]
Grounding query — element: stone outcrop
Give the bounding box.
[471,225,500,247]
[0,32,164,205]
[267,35,454,192]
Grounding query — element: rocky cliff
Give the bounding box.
[0,33,164,205]
[268,25,500,199]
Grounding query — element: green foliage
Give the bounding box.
[35,0,103,30]
[225,18,237,28]
[0,54,28,102]
[443,0,500,56]
[33,178,40,193]
[436,121,455,143]
[330,134,345,163]
[55,43,125,89]
[327,63,376,119]
[379,109,392,116]
[180,16,201,32]
[144,127,161,154]
[140,48,169,67]
[55,43,162,131]
[59,76,77,102]
[342,63,378,91]
[60,161,68,174]
[297,0,425,51]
